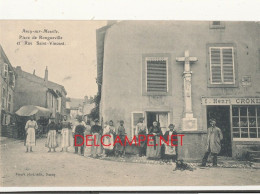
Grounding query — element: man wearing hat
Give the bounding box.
[201,118,223,167]
[90,119,103,158]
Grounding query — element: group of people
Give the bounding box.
[24,115,124,158]
[24,115,223,167]
[135,118,178,162]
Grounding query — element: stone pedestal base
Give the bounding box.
[182,117,197,131]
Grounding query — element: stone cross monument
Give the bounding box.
[176,50,198,131]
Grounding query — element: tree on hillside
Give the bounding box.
[88,92,101,120]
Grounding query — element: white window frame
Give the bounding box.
[232,106,260,141]
[11,73,15,88]
[8,94,11,112]
[2,88,6,109]
[3,63,8,80]
[57,97,61,112]
[209,47,235,85]
[145,57,169,93]
[51,95,54,108]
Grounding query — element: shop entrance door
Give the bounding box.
[207,106,232,157]
[146,112,168,134]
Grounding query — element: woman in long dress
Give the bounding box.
[60,115,72,152]
[162,124,178,162]
[146,121,163,159]
[84,120,92,156]
[103,120,116,156]
[25,115,38,152]
[46,117,58,152]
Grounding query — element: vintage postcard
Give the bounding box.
[0,19,260,191]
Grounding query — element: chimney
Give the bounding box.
[44,66,48,81]
[44,66,48,86]
[33,69,35,75]
[15,66,22,75]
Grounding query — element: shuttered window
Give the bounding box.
[210,47,235,84]
[146,57,168,92]
[2,88,6,109]
[3,63,8,80]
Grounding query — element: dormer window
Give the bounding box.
[212,21,221,26]
[210,21,225,29]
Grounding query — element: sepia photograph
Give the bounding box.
[0,19,260,191]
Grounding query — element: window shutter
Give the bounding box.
[2,88,5,109]
[146,59,167,92]
[222,48,234,83]
[1,98,5,109]
[9,71,13,86]
[12,74,15,88]
[210,48,222,83]
[131,112,144,137]
[210,47,235,84]
[3,64,8,79]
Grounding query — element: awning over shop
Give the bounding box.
[15,105,52,117]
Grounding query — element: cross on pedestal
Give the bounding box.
[176,50,198,73]
[176,50,198,131]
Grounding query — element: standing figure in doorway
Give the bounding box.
[135,117,147,157]
[60,115,72,152]
[146,121,163,159]
[201,118,223,167]
[25,115,38,152]
[46,117,58,152]
[103,120,116,156]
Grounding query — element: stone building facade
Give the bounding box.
[0,45,16,137]
[97,21,260,160]
[14,66,67,121]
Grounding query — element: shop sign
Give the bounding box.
[201,97,260,105]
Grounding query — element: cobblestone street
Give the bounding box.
[0,137,259,187]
